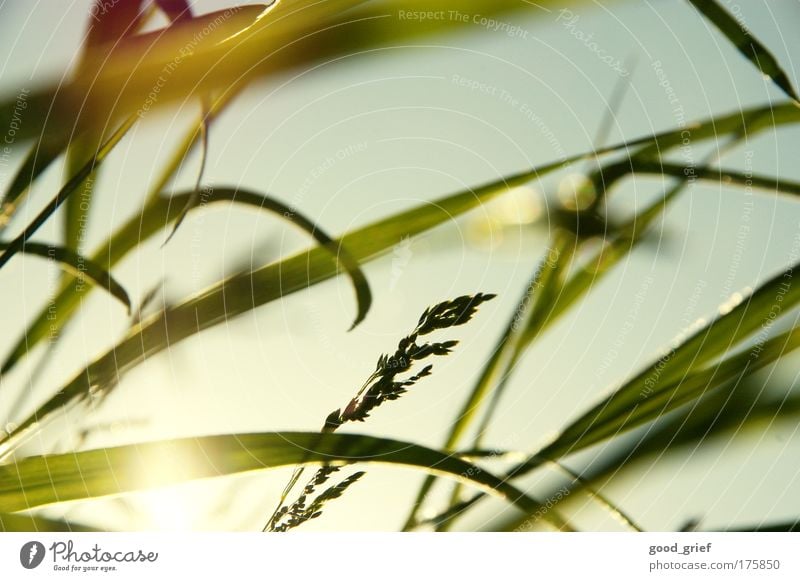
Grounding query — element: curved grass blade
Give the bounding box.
[0,242,131,313]
[200,187,372,330]
[0,183,372,378]
[162,105,209,246]
[0,159,577,453]
[0,432,545,518]
[686,0,799,102]
[1,81,262,376]
[4,96,798,456]
[0,115,136,272]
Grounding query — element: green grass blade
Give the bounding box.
[628,160,800,197]
[0,161,571,451]
[0,432,544,518]
[0,116,136,272]
[0,512,102,532]
[493,382,800,531]
[0,242,131,313]
[0,179,364,373]
[422,324,800,530]
[180,187,373,329]
[0,138,65,233]
[536,263,800,461]
[686,0,799,102]
[538,324,800,460]
[0,81,290,375]
[5,98,799,447]
[721,521,800,532]
[402,231,576,530]
[63,134,100,255]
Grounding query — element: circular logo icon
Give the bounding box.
[19,541,46,569]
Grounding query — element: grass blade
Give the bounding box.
[166,187,373,330]
[0,82,275,375]
[539,325,800,461]
[0,242,131,313]
[0,138,65,233]
[686,0,799,101]
[720,521,800,532]
[4,99,799,450]
[421,322,800,530]
[0,432,546,518]
[402,232,575,530]
[493,381,800,531]
[536,264,800,461]
[0,156,582,452]
[0,512,101,532]
[0,115,136,272]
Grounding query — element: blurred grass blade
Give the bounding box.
[63,0,151,254]
[0,115,136,271]
[162,105,209,246]
[629,160,800,197]
[0,512,101,532]
[0,88,243,375]
[585,384,800,487]
[721,521,800,532]
[686,0,799,102]
[5,99,800,447]
[0,138,65,233]
[536,263,800,461]
[541,324,800,457]
[402,231,575,530]
[193,187,372,330]
[494,382,800,531]
[0,3,798,146]
[0,432,545,517]
[0,242,131,313]
[0,0,547,141]
[0,157,579,451]
[422,322,800,531]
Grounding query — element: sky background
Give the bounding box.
[1,0,800,531]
